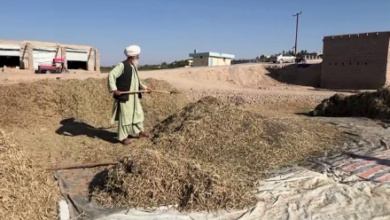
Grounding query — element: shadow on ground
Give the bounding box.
[87,169,110,200]
[265,63,321,87]
[346,152,390,166]
[56,118,119,144]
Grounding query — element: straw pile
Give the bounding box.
[0,78,188,128]
[312,87,390,119]
[0,129,59,220]
[93,96,343,211]
[95,148,256,211]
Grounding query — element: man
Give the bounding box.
[108,45,151,145]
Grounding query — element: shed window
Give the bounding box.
[200,56,203,59]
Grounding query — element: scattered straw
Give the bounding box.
[93,96,344,212]
[312,87,390,119]
[0,129,60,220]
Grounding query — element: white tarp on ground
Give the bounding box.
[32,47,57,70]
[59,167,390,220]
[66,48,88,62]
[0,44,21,56]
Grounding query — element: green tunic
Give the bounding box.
[108,62,147,141]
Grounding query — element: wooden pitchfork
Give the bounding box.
[120,89,179,95]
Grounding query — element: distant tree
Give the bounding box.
[161,62,168,68]
[286,50,294,55]
[138,59,189,71]
[298,50,309,55]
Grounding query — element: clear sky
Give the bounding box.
[1,0,389,65]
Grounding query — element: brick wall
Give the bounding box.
[321,32,390,89]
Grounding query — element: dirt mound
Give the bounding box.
[266,63,322,87]
[312,87,390,119]
[93,96,343,211]
[150,65,281,88]
[0,78,188,128]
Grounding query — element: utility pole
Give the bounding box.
[292,11,302,55]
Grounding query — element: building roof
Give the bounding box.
[323,31,390,39]
[0,39,94,49]
[189,52,235,59]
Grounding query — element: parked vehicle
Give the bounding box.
[295,56,307,64]
[37,58,64,74]
[270,54,296,64]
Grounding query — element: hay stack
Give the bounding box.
[93,96,343,211]
[312,87,390,119]
[151,96,342,178]
[0,78,188,128]
[142,78,188,127]
[0,129,59,219]
[95,148,256,211]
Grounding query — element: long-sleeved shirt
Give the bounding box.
[108,62,147,126]
[108,62,147,92]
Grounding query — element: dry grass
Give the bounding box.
[0,78,188,129]
[0,130,60,220]
[312,87,390,119]
[93,96,344,212]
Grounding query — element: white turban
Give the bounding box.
[124,45,141,57]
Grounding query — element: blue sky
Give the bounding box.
[1,0,389,65]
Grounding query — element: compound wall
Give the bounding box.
[321,31,390,89]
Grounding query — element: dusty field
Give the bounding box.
[0,63,351,109]
[0,63,352,219]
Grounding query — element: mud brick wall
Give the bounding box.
[321,32,390,90]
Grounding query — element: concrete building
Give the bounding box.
[0,39,100,73]
[321,31,390,89]
[188,58,193,67]
[189,51,234,67]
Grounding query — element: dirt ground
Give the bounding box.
[0,63,356,219]
[0,63,350,107]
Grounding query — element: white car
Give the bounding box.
[270,53,296,64]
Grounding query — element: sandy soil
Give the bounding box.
[0,63,351,110]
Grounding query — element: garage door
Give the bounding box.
[66,48,88,61]
[33,47,57,70]
[0,44,21,56]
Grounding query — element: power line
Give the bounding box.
[292,11,302,55]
